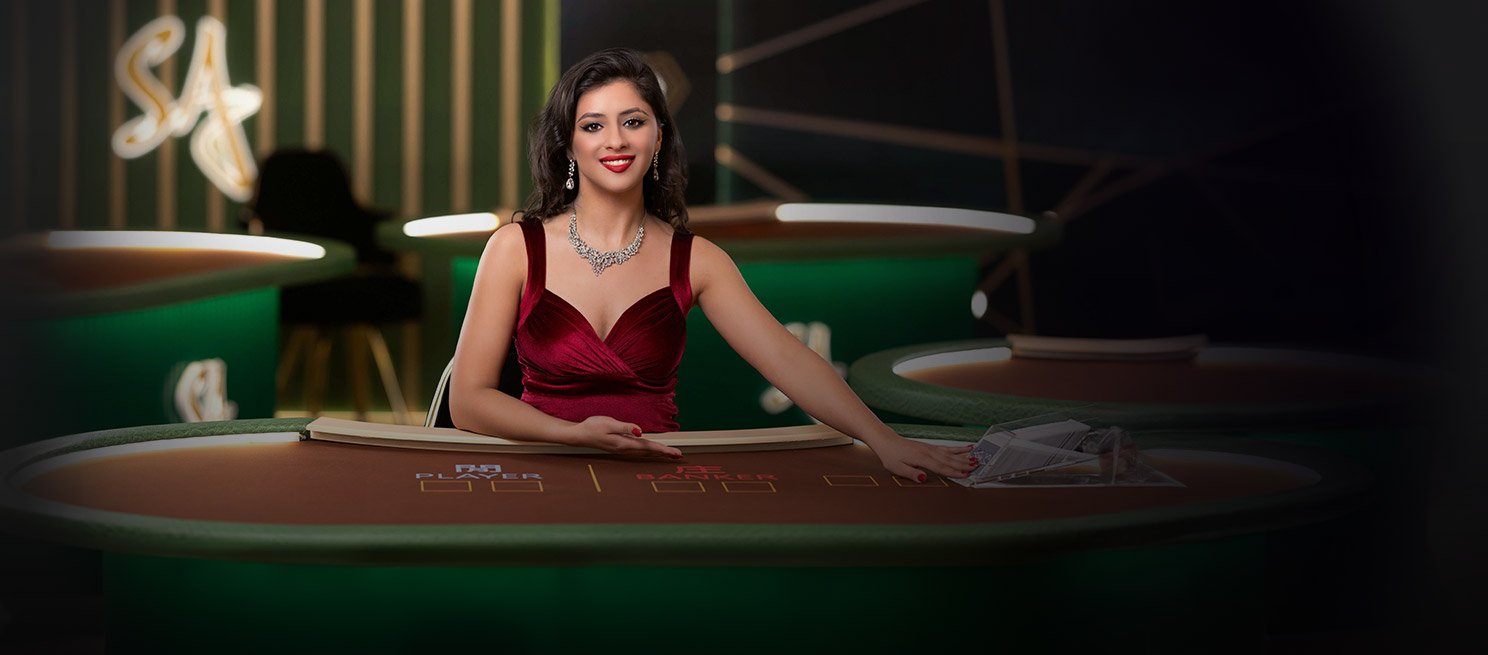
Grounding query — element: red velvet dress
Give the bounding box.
[514,219,693,432]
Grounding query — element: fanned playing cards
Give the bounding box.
[957,414,1182,488]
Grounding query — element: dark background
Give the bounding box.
[568,0,1422,355]
[563,0,1483,647]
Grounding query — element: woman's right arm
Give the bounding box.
[447,223,681,458]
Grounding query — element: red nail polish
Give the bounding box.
[917,473,926,483]
[632,428,642,437]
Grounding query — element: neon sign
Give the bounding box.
[759,321,843,417]
[172,358,238,423]
[113,16,260,201]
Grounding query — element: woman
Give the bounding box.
[450,49,974,482]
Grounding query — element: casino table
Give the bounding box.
[0,231,354,446]
[0,417,1373,651]
[850,338,1425,432]
[377,203,1060,429]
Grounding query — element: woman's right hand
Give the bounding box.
[568,416,683,458]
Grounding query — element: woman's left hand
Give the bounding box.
[869,436,977,483]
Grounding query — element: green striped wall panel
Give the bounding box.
[6,0,557,235]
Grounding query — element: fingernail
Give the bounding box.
[668,453,682,459]
[632,428,642,437]
[917,473,926,483]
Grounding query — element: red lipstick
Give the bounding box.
[599,155,634,173]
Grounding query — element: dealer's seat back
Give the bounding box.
[426,358,456,429]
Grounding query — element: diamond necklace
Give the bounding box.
[569,209,644,276]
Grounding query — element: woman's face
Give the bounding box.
[569,81,662,198]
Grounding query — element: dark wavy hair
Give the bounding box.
[516,48,689,233]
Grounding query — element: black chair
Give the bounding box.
[426,357,456,429]
[249,149,422,424]
[425,353,525,429]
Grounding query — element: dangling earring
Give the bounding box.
[565,159,575,190]
[652,152,660,181]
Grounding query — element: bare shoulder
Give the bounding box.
[478,221,530,282]
[488,220,530,254]
[686,234,742,295]
[688,234,733,269]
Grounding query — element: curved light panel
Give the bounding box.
[403,213,501,237]
[775,203,1035,234]
[970,290,989,319]
[46,231,325,259]
[893,347,1014,376]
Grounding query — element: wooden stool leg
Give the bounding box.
[305,327,332,417]
[401,320,420,414]
[276,325,313,399]
[365,326,410,425]
[346,325,373,421]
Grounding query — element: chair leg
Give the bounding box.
[305,327,332,417]
[276,325,314,399]
[364,326,410,425]
[345,325,373,421]
[401,320,421,414]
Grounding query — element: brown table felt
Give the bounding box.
[2,247,301,292]
[23,440,1314,526]
[903,358,1409,404]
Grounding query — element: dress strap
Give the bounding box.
[669,232,695,313]
[518,219,547,324]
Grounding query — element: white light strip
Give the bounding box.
[46,230,325,259]
[970,290,988,319]
[893,347,1013,376]
[8,432,302,488]
[403,212,500,237]
[775,203,1035,234]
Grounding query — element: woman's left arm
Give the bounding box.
[691,237,974,481]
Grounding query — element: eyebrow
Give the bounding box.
[576,107,650,123]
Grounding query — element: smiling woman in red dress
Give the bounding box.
[449,48,973,482]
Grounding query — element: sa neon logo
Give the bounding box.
[173,358,238,423]
[759,321,845,417]
[113,15,259,201]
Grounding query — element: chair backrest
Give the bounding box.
[250,149,391,264]
[426,357,456,428]
[428,349,525,429]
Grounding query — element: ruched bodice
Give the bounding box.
[514,219,693,431]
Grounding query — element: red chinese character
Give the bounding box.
[674,465,726,475]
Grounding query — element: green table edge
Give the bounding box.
[376,216,1063,261]
[0,417,1374,567]
[849,338,1402,430]
[22,233,357,318]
